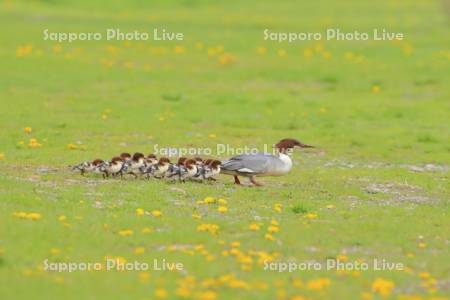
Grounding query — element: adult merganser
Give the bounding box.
[221,138,313,186]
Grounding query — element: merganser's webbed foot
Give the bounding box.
[249,176,264,186]
[234,176,241,185]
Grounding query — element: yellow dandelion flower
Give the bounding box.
[28,138,42,148]
[176,287,191,297]
[27,212,42,220]
[305,213,318,219]
[192,213,202,219]
[208,133,217,138]
[118,229,134,237]
[326,204,335,209]
[249,223,260,231]
[371,278,394,297]
[277,49,287,57]
[142,227,153,234]
[319,107,327,113]
[67,143,77,150]
[256,47,267,55]
[197,290,217,300]
[267,225,279,233]
[265,233,276,241]
[307,278,330,291]
[290,296,306,300]
[231,241,240,248]
[151,210,162,217]
[135,208,145,216]
[217,198,227,205]
[372,85,381,93]
[218,53,234,65]
[204,197,215,204]
[0,153,4,160]
[134,247,145,255]
[174,46,185,54]
[273,203,282,213]
[23,127,32,134]
[418,242,426,248]
[217,206,227,213]
[155,288,168,299]
[49,248,61,255]
[196,223,219,235]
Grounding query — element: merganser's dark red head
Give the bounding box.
[275,138,313,153]
[158,157,170,166]
[204,159,213,166]
[210,160,221,169]
[120,152,131,161]
[111,156,123,165]
[177,157,188,166]
[92,159,104,166]
[184,159,196,170]
[132,152,145,162]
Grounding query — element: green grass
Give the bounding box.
[0,0,449,299]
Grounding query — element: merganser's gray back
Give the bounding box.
[221,153,284,175]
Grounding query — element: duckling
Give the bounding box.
[166,157,188,180]
[71,159,104,176]
[152,157,171,178]
[100,156,124,178]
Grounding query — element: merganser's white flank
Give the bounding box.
[220,138,313,186]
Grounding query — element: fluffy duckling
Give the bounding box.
[100,157,124,178]
[180,159,198,182]
[166,157,188,180]
[72,159,104,175]
[152,157,171,178]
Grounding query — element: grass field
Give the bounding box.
[0,0,449,299]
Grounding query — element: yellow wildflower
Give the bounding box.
[217,198,227,205]
[23,127,32,134]
[134,247,145,255]
[267,225,279,233]
[155,288,168,299]
[265,233,275,241]
[305,213,318,219]
[118,229,133,236]
[273,203,282,213]
[217,206,227,213]
[135,208,145,216]
[142,227,153,234]
[151,210,162,217]
[204,197,215,204]
[371,278,395,297]
[307,278,330,291]
[249,223,260,231]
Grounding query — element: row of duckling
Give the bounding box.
[71,152,222,182]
